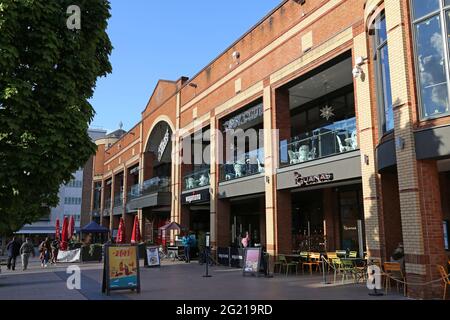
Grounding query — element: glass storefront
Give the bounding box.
[291,185,365,254]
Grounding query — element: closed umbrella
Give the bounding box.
[60,216,69,251]
[55,218,60,240]
[68,216,75,240]
[131,215,141,244]
[116,217,126,244]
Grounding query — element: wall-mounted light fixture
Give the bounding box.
[396,137,405,150]
[266,176,270,184]
[364,155,370,166]
[352,56,368,79]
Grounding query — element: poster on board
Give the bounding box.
[146,246,161,267]
[102,244,141,295]
[243,247,262,276]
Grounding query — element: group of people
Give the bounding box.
[38,237,60,268]
[4,237,61,271]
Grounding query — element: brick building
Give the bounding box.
[90,0,450,299]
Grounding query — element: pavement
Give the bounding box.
[0,257,409,300]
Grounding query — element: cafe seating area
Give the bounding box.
[272,250,415,297]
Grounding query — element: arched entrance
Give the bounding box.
[141,121,173,245]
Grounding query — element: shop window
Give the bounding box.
[411,0,450,119]
[373,12,394,133]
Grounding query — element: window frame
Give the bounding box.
[411,0,450,120]
[373,11,394,135]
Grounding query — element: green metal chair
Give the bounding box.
[274,255,285,274]
[340,259,356,283]
[279,255,298,276]
[332,258,343,283]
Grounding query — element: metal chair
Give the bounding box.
[383,262,406,296]
[437,265,450,300]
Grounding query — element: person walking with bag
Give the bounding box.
[20,238,35,271]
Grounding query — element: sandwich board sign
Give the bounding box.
[243,247,262,276]
[102,244,141,295]
[145,246,161,268]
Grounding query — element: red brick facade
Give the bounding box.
[90,0,450,299]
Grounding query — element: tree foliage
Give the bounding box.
[0,0,112,235]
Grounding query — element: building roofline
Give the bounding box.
[181,0,290,89]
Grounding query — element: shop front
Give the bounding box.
[181,188,210,251]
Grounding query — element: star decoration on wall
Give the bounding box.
[320,105,335,121]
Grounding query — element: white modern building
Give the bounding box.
[17,128,107,239]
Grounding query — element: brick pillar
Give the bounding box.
[276,190,292,254]
[180,206,190,231]
[353,32,384,259]
[259,197,267,248]
[323,188,338,251]
[380,171,402,261]
[209,116,218,249]
[265,84,293,261]
[216,199,230,248]
[385,0,447,299]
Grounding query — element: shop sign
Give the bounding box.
[181,189,210,205]
[102,244,141,296]
[157,128,170,162]
[294,172,334,187]
[223,103,263,132]
[343,225,357,231]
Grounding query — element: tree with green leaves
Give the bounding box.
[0,0,112,236]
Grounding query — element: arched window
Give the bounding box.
[411,0,450,119]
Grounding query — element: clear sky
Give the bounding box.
[89,0,282,133]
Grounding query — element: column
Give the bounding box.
[385,0,447,299]
[353,31,385,259]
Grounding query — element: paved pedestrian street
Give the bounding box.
[0,258,408,300]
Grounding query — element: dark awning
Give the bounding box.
[80,221,110,233]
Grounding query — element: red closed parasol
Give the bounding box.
[116,217,126,244]
[60,216,69,251]
[68,215,75,240]
[131,215,141,244]
[55,218,60,240]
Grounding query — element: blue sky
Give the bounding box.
[90,0,282,132]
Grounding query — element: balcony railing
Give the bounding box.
[220,148,265,182]
[113,194,123,208]
[127,177,171,200]
[128,184,142,201]
[103,198,111,216]
[183,168,210,191]
[280,117,358,167]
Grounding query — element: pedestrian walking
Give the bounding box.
[6,237,21,271]
[38,238,51,268]
[51,238,60,264]
[20,238,35,271]
[182,233,191,263]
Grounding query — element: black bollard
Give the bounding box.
[203,232,212,278]
[322,257,331,285]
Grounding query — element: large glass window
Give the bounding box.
[412,0,450,119]
[374,12,394,133]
